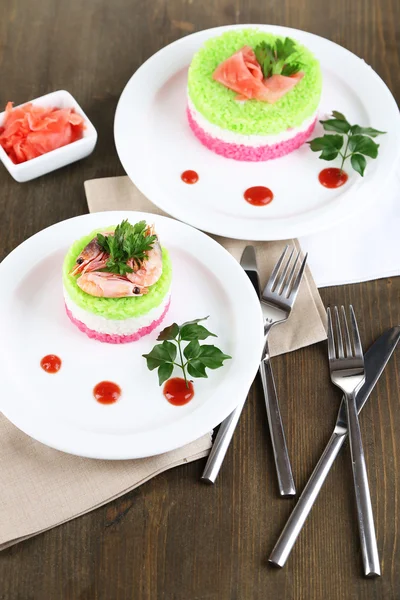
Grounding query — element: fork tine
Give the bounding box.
[266,245,289,290]
[349,305,364,359]
[341,305,353,357]
[282,250,301,297]
[287,253,308,303]
[276,247,295,294]
[327,307,336,360]
[332,306,344,358]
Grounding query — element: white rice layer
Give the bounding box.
[188,96,318,147]
[64,285,171,335]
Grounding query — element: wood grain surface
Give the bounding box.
[0,0,399,598]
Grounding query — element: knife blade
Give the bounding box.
[337,326,400,431]
[239,245,261,297]
[269,325,400,567]
[201,246,260,484]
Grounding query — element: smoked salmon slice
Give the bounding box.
[0,102,85,164]
[213,47,303,103]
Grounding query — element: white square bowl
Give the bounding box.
[0,90,98,182]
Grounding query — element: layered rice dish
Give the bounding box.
[63,219,172,343]
[187,29,322,161]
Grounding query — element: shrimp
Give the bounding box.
[70,234,110,276]
[71,224,162,298]
[126,238,163,293]
[76,272,144,298]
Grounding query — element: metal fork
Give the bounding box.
[260,246,307,497]
[327,305,380,577]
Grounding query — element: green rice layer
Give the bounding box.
[63,228,172,320]
[188,28,322,135]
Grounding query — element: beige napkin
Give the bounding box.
[85,176,327,356]
[0,417,211,550]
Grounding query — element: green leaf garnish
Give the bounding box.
[180,322,217,341]
[158,363,174,386]
[331,110,347,121]
[350,125,386,138]
[183,340,202,360]
[143,342,175,370]
[350,153,367,177]
[180,317,210,327]
[254,37,302,79]
[162,341,178,363]
[142,317,231,388]
[281,63,302,77]
[319,147,340,161]
[187,361,208,379]
[348,134,379,158]
[197,345,232,369]
[97,219,157,276]
[157,323,180,341]
[308,135,343,152]
[308,110,386,177]
[254,41,275,79]
[319,118,351,134]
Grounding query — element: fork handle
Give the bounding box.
[201,395,247,484]
[260,339,296,497]
[346,392,381,577]
[269,431,346,566]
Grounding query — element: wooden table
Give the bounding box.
[0,1,399,598]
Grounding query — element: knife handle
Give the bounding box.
[201,396,247,484]
[260,338,296,497]
[269,431,346,567]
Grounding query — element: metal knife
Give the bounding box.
[201,246,261,484]
[269,325,400,567]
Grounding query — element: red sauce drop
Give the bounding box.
[163,378,195,406]
[318,168,348,189]
[181,170,199,184]
[244,186,274,206]
[40,354,62,374]
[93,381,121,405]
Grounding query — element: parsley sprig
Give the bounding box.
[97,220,157,276]
[308,111,386,176]
[143,317,231,387]
[254,37,302,79]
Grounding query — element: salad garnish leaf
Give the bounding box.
[308,111,386,176]
[97,220,156,276]
[254,37,302,79]
[143,317,231,387]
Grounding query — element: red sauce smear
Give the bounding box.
[318,168,348,189]
[93,381,121,405]
[244,186,274,206]
[40,354,62,374]
[181,170,199,184]
[163,378,195,406]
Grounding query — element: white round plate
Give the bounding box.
[115,24,400,240]
[0,211,263,459]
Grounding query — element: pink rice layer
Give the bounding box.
[65,298,171,344]
[187,107,317,162]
